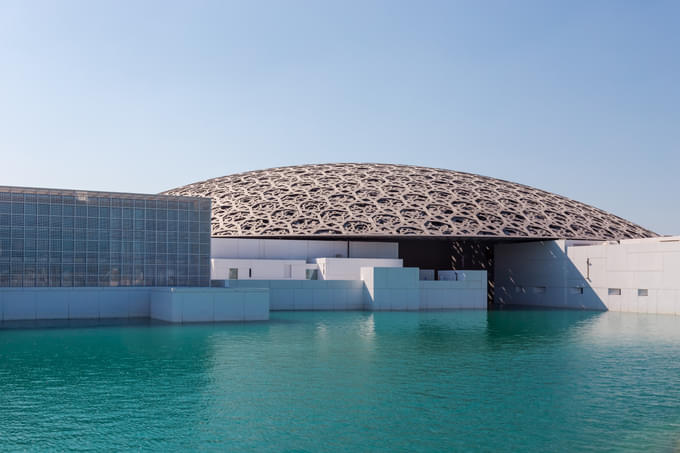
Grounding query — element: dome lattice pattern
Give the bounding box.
[163,163,655,240]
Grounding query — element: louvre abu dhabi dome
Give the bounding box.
[163,163,655,241]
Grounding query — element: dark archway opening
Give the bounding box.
[396,238,535,307]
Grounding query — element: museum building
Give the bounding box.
[1,163,678,322]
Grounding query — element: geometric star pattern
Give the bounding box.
[162,163,656,241]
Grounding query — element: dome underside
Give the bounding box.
[163,163,656,241]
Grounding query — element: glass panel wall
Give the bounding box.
[0,188,211,287]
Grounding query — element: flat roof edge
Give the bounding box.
[0,185,209,202]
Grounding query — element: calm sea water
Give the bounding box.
[2,310,680,452]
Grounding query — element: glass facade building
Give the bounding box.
[0,187,211,287]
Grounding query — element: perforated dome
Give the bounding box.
[162,163,655,240]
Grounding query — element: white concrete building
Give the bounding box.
[209,238,487,311]
[495,237,680,315]
[210,238,402,281]
[4,164,675,324]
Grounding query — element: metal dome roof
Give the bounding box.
[162,163,656,240]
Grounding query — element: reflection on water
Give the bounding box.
[2,310,680,452]
[486,309,604,343]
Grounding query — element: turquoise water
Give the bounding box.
[2,311,680,452]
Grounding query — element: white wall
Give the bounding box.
[211,258,314,280]
[0,287,150,321]
[360,267,488,311]
[316,258,403,280]
[361,267,420,310]
[229,268,488,312]
[212,256,403,281]
[567,237,680,314]
[495,237,680,315]
[228,280,364,310]
[150,288,268,322]
[211,238,398,262]
[0,287,270,322]
[420,272,487,310]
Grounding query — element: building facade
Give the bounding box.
[0,163,674,322]
[494,237,680,315]
[0,187,211,287]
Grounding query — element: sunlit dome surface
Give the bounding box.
[163,163,656,240]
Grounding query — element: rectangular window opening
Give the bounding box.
[608,288,622,296]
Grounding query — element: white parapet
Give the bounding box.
[150,287,269,323]
[317,258,403,280]
[419,272,487,310]
[211,258,315,280]
[360,267,420,310]
[227,279,364,310]
[0,287,269,323]
[228,268,488,312]
[361,267,487,311]
[0,287,150,321]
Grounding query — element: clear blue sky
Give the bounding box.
[0,1,678,234]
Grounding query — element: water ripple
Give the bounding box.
[1,311,680,452]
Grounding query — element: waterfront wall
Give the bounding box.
[0,287,150,321]
[228,268,488,311]
[227,279,365,310]
[360,267,487,310]
[0,287,268,322]
[419,277,488,310]
[150,288,269,322]
[361,267,420,310]
[0,267,488,323]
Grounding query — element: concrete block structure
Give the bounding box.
[495,237,680,315]
[229,268,488,311]
[0,287,269,323]
[420,272,487,310]
[361,267,420,310]
[150,287,269,323]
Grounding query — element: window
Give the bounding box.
[638,289,649,297]
[608,288,622,296]
[305,269,319,280]
[228,268,238,280]
[570,287,584,295]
